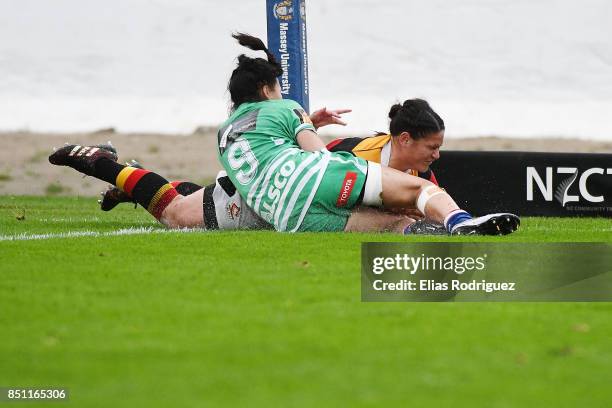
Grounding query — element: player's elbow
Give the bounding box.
[297,129,326,152]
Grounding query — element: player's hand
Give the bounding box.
[310,107,351,129]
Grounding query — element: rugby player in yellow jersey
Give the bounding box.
[326,125,440,186]
[327,99,444,222]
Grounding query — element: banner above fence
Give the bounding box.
[431,151,612,217]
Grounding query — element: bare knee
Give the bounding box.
[158,196,184,228]
[411,180,435,196]
[160,194,203,229]
[381,166,434,208]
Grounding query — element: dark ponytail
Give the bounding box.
[228,33,283,109]
[388,99,445,140]
[232,33,281,69]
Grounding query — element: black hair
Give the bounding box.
[387,99,445,140]
[228,33,283,109]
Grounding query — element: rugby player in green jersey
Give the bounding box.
[213,33,519,235]
[49,33,519,236]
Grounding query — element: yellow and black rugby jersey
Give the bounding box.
[326,134,438,185]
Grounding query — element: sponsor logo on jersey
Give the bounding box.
[336,172,358,207]
[273,1,294,21]
[293,109,312,125]
[261,160,298,222]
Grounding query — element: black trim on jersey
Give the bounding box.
[327,137,363,155]
[356,180,365,206]
[217,176,236,196]
[293,108,312,125]
[202,184,219,230]
[418,169,432,181]
[354,164,369,206]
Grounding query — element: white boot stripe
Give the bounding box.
[68,145,81,156]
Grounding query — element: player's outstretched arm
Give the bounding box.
[309,107,351,129]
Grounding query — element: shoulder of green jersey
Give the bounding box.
[278,99,302,108]
[294,123,316,136]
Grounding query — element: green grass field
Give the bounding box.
[1,196,611,407]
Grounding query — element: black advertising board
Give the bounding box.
[431,151,612,217]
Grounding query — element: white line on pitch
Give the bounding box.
[0,227,205,242]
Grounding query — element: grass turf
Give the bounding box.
[1,196,611,407]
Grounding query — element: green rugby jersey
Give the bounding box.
[217,99,327,232]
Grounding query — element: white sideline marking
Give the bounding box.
[0,227,205,242]
[527,226,612,233]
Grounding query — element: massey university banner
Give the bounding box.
[431,151,612,217]
[266,0,310,112]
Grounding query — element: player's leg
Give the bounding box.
[344,206,415,233]
[378,165,459,220]
[100,181,200,210]
[97,164,271,231]
[344,207,447,234]
[364,162,519,235]
[101,180,203,211]
[159,188,205,228]
[98,159,203,211]
[49,144,200,228]
[126,174,259,230]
